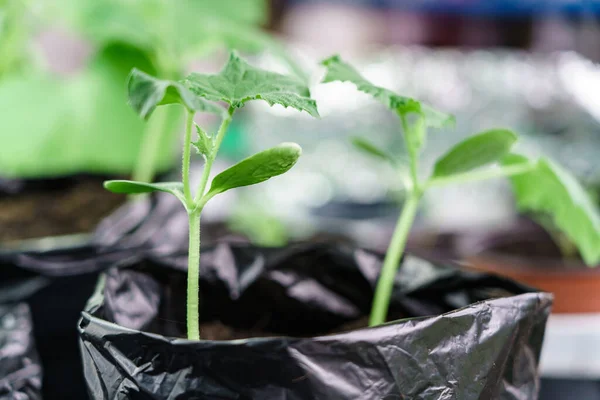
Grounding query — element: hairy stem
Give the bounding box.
[185,107,235,340]
[369,191,421,326]
[187,209,201,340]
[182,110,194,205]
[400,114,419,189]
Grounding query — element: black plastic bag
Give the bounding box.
[79,242,552,400]
[0,303,42,400]
[0,187,187,400]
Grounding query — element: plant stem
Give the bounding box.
[187,209,201,340]
[193,107,235,204]
[369,191,421,326]
[182,110,194,205]
[427,162,535,188]
[185,106,235,340]
[400,114,419,188]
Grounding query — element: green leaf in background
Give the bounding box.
[351,137,396,165]
[321,55,419,114]
[207,143,302,197]
[321,55,454,128]
[503,154,600,266]
[43,0,269,61]
[432,129,518,178]
[185,52,318,116]
[0,44,179,178]
[127,68,224,119]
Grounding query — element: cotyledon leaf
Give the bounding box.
[206,143,302,197]
[503,153,600,266]
[432,129,518,178]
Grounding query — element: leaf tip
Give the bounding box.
[280,142,302,157]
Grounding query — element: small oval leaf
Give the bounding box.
[104,180,183,195]
[432,129,518,178]
[207,143,302,196]
[127,69,224,119]
[504,154,600,266]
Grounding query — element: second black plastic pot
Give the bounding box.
[79,242,553,400]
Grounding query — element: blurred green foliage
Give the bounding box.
[0,0,271,178]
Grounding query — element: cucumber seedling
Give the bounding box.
[321,55,600,326]
[105,51,319,340]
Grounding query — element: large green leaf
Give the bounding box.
[42,0,269,58]
[127,68,224,119]
[185,52,318,117]
[504,154,600,266]
[320,55,454,128]
[0,44,179,178]
[432,129,518,178]
[207,143,302,197]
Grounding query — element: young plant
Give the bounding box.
[104,51,319,340]
[321,55,600,326]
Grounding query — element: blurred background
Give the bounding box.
[3,0,600,398]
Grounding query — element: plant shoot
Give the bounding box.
[105,51,318,339]
[321,55,600,326]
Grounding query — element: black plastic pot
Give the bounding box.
[0,186,187,400]
[79,242,552,400]
[0,303,41,400]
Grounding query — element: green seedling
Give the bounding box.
[105,51,318,340]
[321,55,600,326]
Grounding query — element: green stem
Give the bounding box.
[427,162,535,188]
[193,107,235,204]
[187,209,201,340]
[182,110,194,205]
[185,107,235,340]
[369,191,421,326]
[400,114,419,189]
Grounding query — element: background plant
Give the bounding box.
[105,51,318,339]
[0,0,304,181]
[321,55,600,326]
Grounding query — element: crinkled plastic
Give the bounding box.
[0,303,42,400]
[0,180,187,400]
[79,242,553,400]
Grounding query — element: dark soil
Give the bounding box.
[0,177,126,242]
[199,313,404,341]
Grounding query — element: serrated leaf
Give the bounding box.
[185,51,318,117]
[351,137,395,164]
[321,55,453,128]
[503,154,600,266]
[127,68,223,119]
[192,125,213,157]
[207,143,302,197]
[432,129,518,178]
